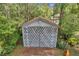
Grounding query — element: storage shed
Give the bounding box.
[22,17,58,48]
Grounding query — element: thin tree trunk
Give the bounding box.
[58,4,64,36]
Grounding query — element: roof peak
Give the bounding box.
[22,16,59,27]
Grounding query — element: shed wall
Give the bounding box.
[22,19,58,48]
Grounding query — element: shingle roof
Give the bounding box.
[22,16,59,28]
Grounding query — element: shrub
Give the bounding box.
[68,37,79,46]
[0,16,20,55]
[57,39,68,49]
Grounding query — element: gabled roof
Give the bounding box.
[22,16,58,27]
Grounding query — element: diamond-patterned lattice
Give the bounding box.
[23,26,57,48]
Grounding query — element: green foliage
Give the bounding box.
[54,3,79,49]
[0,15,20,55]
[27,4,53,19]
[54,3,79,35]
[68,37,79,46]
[57,39,69,49]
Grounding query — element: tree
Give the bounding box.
[54,3,79,48]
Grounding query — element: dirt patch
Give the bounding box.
[11,47,63,56]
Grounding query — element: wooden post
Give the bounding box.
[64,50,70,56]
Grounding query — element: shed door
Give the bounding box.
[40,27,56,48]
[28,27,39,47]
[27,26,56,48]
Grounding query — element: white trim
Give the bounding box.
[22,26,26,47]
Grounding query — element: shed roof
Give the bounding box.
[22,16,59,27]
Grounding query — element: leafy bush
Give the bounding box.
[0,16,20,55]
[57,39,68,49]
[68,37,79,46]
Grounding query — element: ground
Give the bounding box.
[9,40,79,56]
[10,47,63,56]
[9,45,79,56]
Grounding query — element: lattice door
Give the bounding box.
[28,27,40,47]
[39,27,56,48]
[27,26,56,48]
